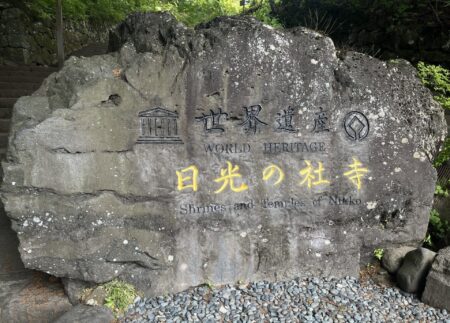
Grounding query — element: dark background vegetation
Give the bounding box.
[4,0,449,66]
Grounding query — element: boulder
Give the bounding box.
[396,247,436,293]
[422,246,450,310]
[54,305,114,323]
[0,12,446,297]
[381,246,416,274]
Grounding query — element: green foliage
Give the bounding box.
[423,233,433,248]
[429,209,450,240]
[417,62,450,110]
[373,248,384,261]
[170,0,241,27]
[426,209,450,250]
[11,0,279,27]
[250,0,282,28]
[434,137,450,167]
[416,62,450,167]
[435,182,450,197]
[19,0,144,23]
[103,280,139,315]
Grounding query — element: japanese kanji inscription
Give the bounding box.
[137,104,372,214]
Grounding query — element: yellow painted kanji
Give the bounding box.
[176,165,199,192]
[263,164,285,186]
[214,161,248,194]
[299,160,330,188]
[343,157,369,190]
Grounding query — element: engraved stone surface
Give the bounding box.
[0,12,446,296]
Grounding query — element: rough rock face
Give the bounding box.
[1,12,446,296]
[422,247,450,310]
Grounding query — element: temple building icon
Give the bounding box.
[137,107,183,144]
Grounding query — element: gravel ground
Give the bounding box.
[121,276,450,322]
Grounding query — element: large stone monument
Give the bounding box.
[1,13,446,296]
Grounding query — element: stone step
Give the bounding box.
[0,202,25,275]
[0,133,9,148]
[0,98,17,110]
[0,70,54,79]
[0,224,25,275]
[0,204,9,227]
[0,119,11,132]
[0,65,58,72]
[0,66,57,75]
[0,75,46,83]
[0,107,12,119]
[0,88,33,98]
[0,82,40,91]
[0,148,7,174]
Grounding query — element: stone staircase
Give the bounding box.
[0,65,57,167]
[0,65,57,279]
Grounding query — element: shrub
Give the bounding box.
[425,209,450,250]
[250,0,282,28]
[434,137,450,167]
[417,62,450,110]
[103,279,139,315]
[416,62,450,167]
[435,182,450,197]
[9,0,280,27]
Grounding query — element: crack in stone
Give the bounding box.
[49,147,134,154]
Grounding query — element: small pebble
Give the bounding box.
[120,276,450,322]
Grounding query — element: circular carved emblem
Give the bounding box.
[343,111,369,141]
